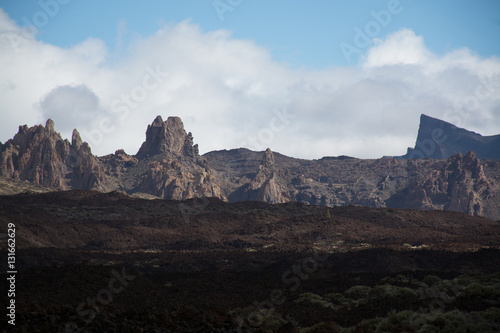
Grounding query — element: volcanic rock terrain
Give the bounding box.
[1,115,500,332]
[1,114,499,220]
[1,190,500,332]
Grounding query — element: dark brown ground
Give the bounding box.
[1,191,499,332]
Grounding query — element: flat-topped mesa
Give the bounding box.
[136,116,199,159]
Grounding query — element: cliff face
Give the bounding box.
[404,114,500,159]
[445,151,490,215]
[1,115,499,220]
[206,149,500,221]
[386,151,497,217]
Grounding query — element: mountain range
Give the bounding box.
[1,114,499,220]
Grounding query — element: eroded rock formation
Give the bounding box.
[132,116,225,201]
[0,119,108,190]
[387,151,495,217]
[136,116,199,158]
[238,148,288,204]
[1,115,499,220]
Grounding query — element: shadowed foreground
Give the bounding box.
[1,190,499,332]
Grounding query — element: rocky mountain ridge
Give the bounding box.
[1,115,499,220]
[402,114,500,159]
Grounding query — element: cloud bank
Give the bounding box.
[1,9,499,159]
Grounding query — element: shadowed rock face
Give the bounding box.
[385,151,496,217]
[1,115,500,220]
[404,114,500,159]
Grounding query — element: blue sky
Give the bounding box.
[2,0,500,67]
[1,1,499,158]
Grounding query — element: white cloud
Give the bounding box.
[1,9,499,159]
[364,28,432,67]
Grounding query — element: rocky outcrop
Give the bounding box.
[235,148,288,204]
[206,148,500,220]
[2,115,499,220]
[387,151,495,217]
[68,129,109,190]
[133,116,225,201]
[136,116,198,158]
[0,116,224,201]
[97,149,139,192]
[403,114,500,159]
[135,158,224,200]
[445,151,491,215]
[0,120,108,190]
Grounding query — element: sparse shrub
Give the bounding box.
[459,283,500,299]
[345,285,371,300]
[375,310,413,333]
[434,279,457,293]
[395,287,418,300]
[395,274,408,283]
[339,327,356,333]
[294,293,338,309]
[368,285,394,301]
[436,310,468,332]
[228,306,286,330]
[412,281,429,289]
[323,293,357,309]
[380,276,394,284]
[300,321,341,333]
[454,274,474,286]
[324,292,346,304]
[423,275,441,286]
[354,317,383,332]
[343,309,500,333]
[259,310,287,330]
[366,284,418,302]
[481,307,500,324]
[295,292,323,303]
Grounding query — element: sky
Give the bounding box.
[0,0,499,159]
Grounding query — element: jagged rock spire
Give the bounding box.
[261,148,275,168]
[45,119,55,133]
[136,116,199,158]
[72,129,83,149]
[0,119,106,190]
